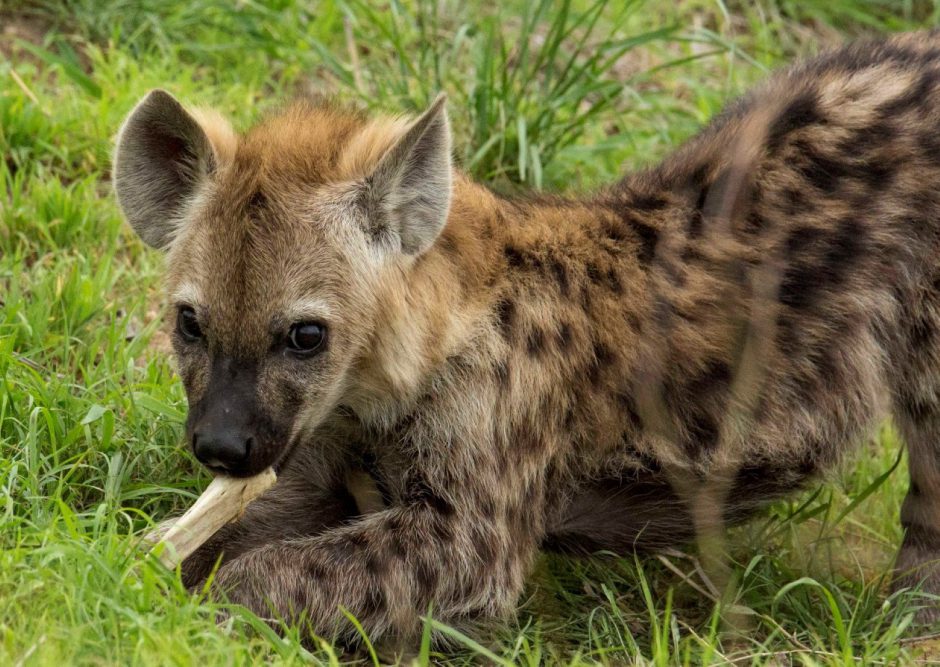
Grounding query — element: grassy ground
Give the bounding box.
[3,0,940,663]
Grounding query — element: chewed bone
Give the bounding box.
[147,468,277,569]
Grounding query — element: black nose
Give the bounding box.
[192,427,251,471]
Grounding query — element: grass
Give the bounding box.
[2,0,940,663]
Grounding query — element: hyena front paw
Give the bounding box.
[209,548,311,625]
[892,528,940,627]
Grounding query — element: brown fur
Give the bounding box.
[116,31,940,648]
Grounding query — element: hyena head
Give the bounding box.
[113,90,452,476]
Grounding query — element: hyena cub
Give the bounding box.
[116,31,940,644]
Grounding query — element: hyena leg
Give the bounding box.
[545,462,813,557]
[893,405,940,622]
[180,473,359,588]
[544,473,694,554]
[208,501,537,649]
[179,440,368,588]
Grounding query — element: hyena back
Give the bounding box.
[115,31,940,644]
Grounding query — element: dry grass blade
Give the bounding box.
[631,101,786,635]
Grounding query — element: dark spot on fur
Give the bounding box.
[550,257,571,297]
[690,359,732,394]
[615,391,643,428]
[604,221,627,243]
[685,410,720,453]
[587,341,615,385]
[688,187,708,239]
[631,193,668,211]
[785,226,825,257]
[652,295,673,329]
[479,497,497,521]
[618,211,659,264]
[798,144,846,194]
[404,474,456,517]
[365,549,389,577]
[779,218,864,310]
[626,312,641,331]
[606,268,623,294]
[912,316,936,349]
[825,216,866,279]
[325,538,358,563]
[557,322,573,351]
[563,407,576,430]
[516,432,545,458]
[527,328,546,357]
[686,163,710,190]
[730,458,816,506]
[494,298,516,340]
[586,262,603,285]
[680,245,705,263]
[429,514,455,543]
[278,378,306,414]
[779,263,821,311]
[246,189,267,213]
[470,524,499,567]
[878,68,940,119]
[781,186,816,217]
[346,529,369,550]
[504,245,525,267]
[918,128,940,165]
[386,528,407,560]
[438,233,459,255]
[774,313,800,357]
[580,284,593,310]
[741,210,766,236]
[306,560,328,580]
[838,121,898,158]
[767,92,824,153]
[661,259,686,288]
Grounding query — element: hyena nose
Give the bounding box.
[192,428,252,471]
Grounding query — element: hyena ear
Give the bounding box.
[113,89,218,250]
[363,94,452,256]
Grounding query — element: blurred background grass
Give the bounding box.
[2,0,940,663]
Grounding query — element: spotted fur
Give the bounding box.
[114,31,940,648]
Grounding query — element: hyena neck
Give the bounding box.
[348,171,680,431]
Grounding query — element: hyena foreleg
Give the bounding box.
[207,498,535,647]
[180,445,360,588]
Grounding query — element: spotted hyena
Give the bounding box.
[115,30,940,647]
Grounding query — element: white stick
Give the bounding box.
[149,468,277,569]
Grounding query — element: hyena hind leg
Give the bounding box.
[543,474,694,555]
[893,402,940,625]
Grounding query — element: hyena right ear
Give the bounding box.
[361,94,452,256]
[113,90,219,250]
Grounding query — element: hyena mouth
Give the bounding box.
[186,404,291,478]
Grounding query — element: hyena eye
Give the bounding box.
[287,322,327,355]
[176,306,203,342]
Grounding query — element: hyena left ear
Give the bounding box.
[363,94,452,256]
[113,89,221,250]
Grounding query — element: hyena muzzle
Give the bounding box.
[115,30,940,646]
